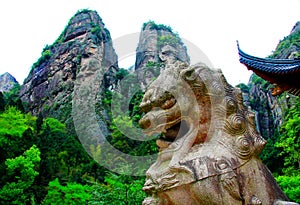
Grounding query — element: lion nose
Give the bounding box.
[139,116,151,129]
[139,101,152,113]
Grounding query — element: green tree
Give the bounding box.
[0,145,40,204]
[142,20,173,32]
[157,34,182,49]
[0,92,5,112]
[3,84,24,112]
[107,87,157,157]
[0,107,35,138]
[273,98,300,203]
[0,107,36,163]
[35,117,91,203]
[110,115,143,154]
[276,98,300,175]
[116,68,129,81]
[276,175,300,203]
[109,114,157,157]
[89,173,146,205]
[260,129,284,175]
[43,178,91,205]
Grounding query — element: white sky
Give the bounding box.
[0,0,299,86]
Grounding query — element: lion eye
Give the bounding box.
[161,98,176,109]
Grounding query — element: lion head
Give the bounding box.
[139,60,266,164]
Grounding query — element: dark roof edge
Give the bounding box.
[237,41,300,65]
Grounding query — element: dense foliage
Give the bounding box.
[276,99,300,175]
[0,145,40,204]
[142,20,173,32]
[157,34,183,49]
[273,97,300,202]
[275,175,300,203]
[0,79,150,204]
[42,178,91,205]
[102,70,158,158]
[89,173,146,205]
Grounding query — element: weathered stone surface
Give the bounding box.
[20,10,118,132]
[139,59,294,204]
[0,72,19,92]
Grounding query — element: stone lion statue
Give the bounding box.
[139,60,297,205]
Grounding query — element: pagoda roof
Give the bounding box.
[237,42,300,96]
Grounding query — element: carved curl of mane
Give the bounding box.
[180,63,266,158]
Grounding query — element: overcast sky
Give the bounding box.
[0,0,299,86]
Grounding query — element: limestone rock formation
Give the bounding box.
[139,59,295,204]
[243,78,285,139]
[0,72,19,92]
[134,21,189,90]
[20,10,118,129]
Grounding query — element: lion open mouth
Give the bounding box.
[156,120,190,150]
[140,111,190,150]
[139,92,191,150]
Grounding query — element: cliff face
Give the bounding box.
[0,72,19,92]
[245,22,300,139]
[19,12,193,138]
[134,21,189,89]
[243,76,286,139]
[20,10,118,123]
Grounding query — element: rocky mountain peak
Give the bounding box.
[0,72,19,92]
[135,21,189,89]
[20,9,118,121]
[291,21,300,34]
[63,10,104,42]
[136,21,189,68]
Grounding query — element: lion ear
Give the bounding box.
[179,63,208,82]
[180,66,196,82]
